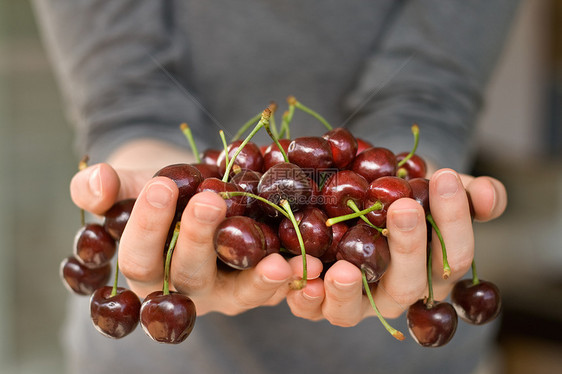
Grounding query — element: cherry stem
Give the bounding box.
[78,155,89,226]
[279,107,293,139]
[346,200,387,236]
[218,191,290,219]
[232,112,262,142]
[110,261,119,297]
[263,121,289,163]
[471,259,480,285]
[163,222,181,296]
[268,101,279,139]
[288,95,333,131]
[280,199,307,290]
[179,123,201,163]
[397,124,420,168]
[219,130,230,172]
[361,270,405,341]
[426,245,435,307]
[326,200,382,227]
[222,108,271,183]
[426,213,451,279]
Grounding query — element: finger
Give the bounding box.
[286,278,325,321]
[429,169,474,299]
[322,260,364,327]
[118,177,178,297]
[288,254,324,282]
[70,163,153,214]
[170,191,226,296]
[466,176,508,222]
[373,198,428,319]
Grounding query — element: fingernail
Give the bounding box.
[88,166,101,197]
[302,291,321,301]
[436,171,459,198]
[146,182,173,208]
[333,280,359,291]
[262,274,287,285]
[193,202,222,223]
[393,209,419,232]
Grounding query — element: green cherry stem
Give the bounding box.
[163,222,181,296]
[232,112,262,142]
[471,259,480,285]
[263,118,289,163]
[362,270,405,341]
[346,200,387,236]
[288,95,333,131]
[219,191,290,219]
[280,199,307,290]
[326,200,383,226]
[426,213,451,279]
[397,124,420,168]
[426,245,435,308]
[180,123,201,163]
[219,130,230,172]
[222,108,271,183]
[268,101,279,139]
[110,260,120,297]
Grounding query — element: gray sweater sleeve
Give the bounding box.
[32,0,208,163]
[344,0,520,172]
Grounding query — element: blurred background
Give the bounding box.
[0,0,561,373]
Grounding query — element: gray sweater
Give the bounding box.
[33,1,519,373]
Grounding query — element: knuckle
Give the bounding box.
[119,256,160,283]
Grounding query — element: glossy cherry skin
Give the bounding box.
[90,286,141,339]
[231,169,262,217]
[103,198,136,241]
[356,138,373,155]
[407,299,458,347]
[140,291,196,344]
[257,162,312,218]
[60,256,111,296]
[263,139,291,170]
[217,140,264,177]
[214,216,266,269]
[319,222,348,264]
[278,206,332,258]
[364,176,413,228]
[191,163,221,179]
[288,136,334,171]
[74,223,117,269]
[200,148,221,166]
[409,178,430,215]
[256,222,281,255]
[322,127,358,169]
[336,224,390,283]
[396,152,427,180]
[321,170,369,218]
[154,163,203,217]
[197,177,246,217]
[451,279,502,325]
[351,147,397,183]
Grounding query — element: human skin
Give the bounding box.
[70,138,507,326]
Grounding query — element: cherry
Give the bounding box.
[231,169,262,217]
[396,152,427,180]
[197,177,246,217]
[200,148,221,166]
[408,178,430,215]
[336,224,390,283]
[256,221,281,255]
[364,176,413,228]
[214,216,266,269]
[192,163,221,179]
[103,198,136,241]
[319,222,348,264]
[90,286,141,338]
[287,136,334,171]
[350,147,397,183]
[356,138,373,155]
[217,140,264,177]
[322,127,357,169]
[257,162,312,218]
[60,256,111,296]
[407,299,458,347]
[321,170,369,218]
[451,279,502,325]
[262,139,291,170]
[140,291,196,344]
[278,206,332,258]
[154,163,203,216]
[74,223,117,269]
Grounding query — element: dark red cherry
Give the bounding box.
[103,199,136,241]
[322,127,358,169]
[90,286,141,339]
[231,169,262,216]
[451,279,502,325]
[191,163,221,179]
[217,140,264,177]
[278,206,332,258]
[319,222,348,264]
[263,139,291,170]
[356,138,373,155]
[197,177,245,217]
[200,148,221,166]
[336,224,390,283]
[351,147,396,183]
[257,163,312,218]
[396,152,427,180]
[321,170,369,218]
[140,291,196,344]
[287,136,333,171]
[256,221,281,255]
[409,178,430,214]
[74,223,116,269]
[364,176,413,227]
[407,299,458,347]
[60,256,111,296]
[214,216,266,269]
[154,163,203,216]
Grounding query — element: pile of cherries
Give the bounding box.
[59,97,502,347]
